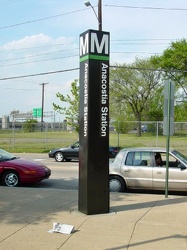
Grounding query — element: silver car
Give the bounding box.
[109,147,187,192]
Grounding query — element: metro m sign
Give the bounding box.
[79,29,110,215]
[80,30,110,60]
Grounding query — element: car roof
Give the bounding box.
[119,147,174,153]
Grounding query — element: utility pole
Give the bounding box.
[39,82,48,124]
[98,0,102,31]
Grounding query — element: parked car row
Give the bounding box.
[2,146,187,193]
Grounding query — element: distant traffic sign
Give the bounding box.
[32,108,42,118]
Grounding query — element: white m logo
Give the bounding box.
[91,33,109,55]
[80,33,89,56]
[80,31,109,56]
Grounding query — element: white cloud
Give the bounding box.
[2,34,51,50]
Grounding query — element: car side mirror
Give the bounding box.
[178,162,186,170]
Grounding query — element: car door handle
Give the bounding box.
[157,171,162,174]
[124,170,130,172]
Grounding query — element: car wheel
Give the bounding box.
[2,171,20,187]
[109,175,126,192]
[55,152,64,162]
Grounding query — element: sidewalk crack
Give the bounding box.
[127,196,163,249]
[56,216,91,250]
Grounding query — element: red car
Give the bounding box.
[0,149,51,187]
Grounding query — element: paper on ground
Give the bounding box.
[48,222,74,234]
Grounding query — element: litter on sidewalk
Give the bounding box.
[48,222,74,234]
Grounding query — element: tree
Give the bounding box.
[151,39,187,121]
[110,58,163,136]
[53,79,79,133]
[23,119,37,132]
[151,39,187,100]
[174,102,187,121]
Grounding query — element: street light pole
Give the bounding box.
[84,0,102,31]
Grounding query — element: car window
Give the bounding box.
[172,150,187,165]
[157,152,179,168]
[0,149,17,162]
[125,151,151,166]
[126,152,134,165]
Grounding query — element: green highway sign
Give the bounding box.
[32,108,42,118]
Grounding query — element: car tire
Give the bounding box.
[109,175,126,192]
[2,171,20,187]
[55,152,64,162]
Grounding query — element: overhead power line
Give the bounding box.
[110,65,187,74]
[0,68,79,81]
[112,51,161,55]
[0,8,87,29]
[1,51,164,67]
[112,39,176,41]
[0,0,23,5]
[0,4,186,31]
[1,54,78,67]
[105,5,187,11]
[0,66,187,82]
[0,39,177,54]
[0,48,78,63]
[0,42,77,53]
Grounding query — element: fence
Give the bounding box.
[0,121,187,153]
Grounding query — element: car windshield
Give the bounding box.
[112,150,124,165]
[172,150,187,165]
[0,149,17,162]
[72,142,79,148]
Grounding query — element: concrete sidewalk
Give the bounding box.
[0,187,187,250]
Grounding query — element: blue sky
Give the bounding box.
[0,0,187,122]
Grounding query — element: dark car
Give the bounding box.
[49,142,119,162]
[0,149,51,187]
